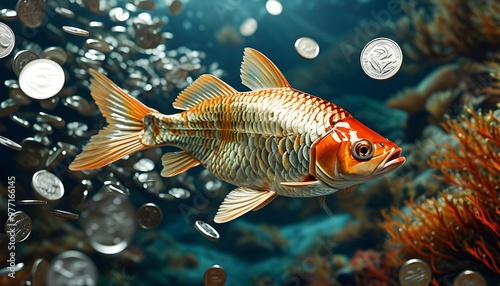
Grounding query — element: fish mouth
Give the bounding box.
[376,147,406,175]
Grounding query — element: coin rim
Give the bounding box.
[194,220,220,241]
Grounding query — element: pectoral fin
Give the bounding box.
[214,187,277,223]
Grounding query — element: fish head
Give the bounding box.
[311,117,406,189]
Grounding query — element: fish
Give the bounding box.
[69,48,406,223]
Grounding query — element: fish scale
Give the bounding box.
[144,88,350,196]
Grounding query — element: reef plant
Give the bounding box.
[383,107,500,277]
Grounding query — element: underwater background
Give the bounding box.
[0,0,499,285]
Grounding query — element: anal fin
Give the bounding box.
[160,151,200,177]
[214,187,277,223]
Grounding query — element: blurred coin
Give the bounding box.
[57,142,79,156]
[399,258,432,286]
[240,18,257,37]
[109,7,129,22]
[135,26,162,49]
[66,121,88,138]
[84,0,101,13]
[15,199,47,205]
[0,22,15,58]
[19,59,65,100]
[0,98,20,116]
[103,182,130,197]
[62,26,89,37]
[5,211,32,242]
[0,262,24,276]
[135,0,156,10]
[294,37,320,60]
[195,220,220,241]
[70,179,92,210]
[47,250,98,286]
[45,145,67,169]
[41,46,67,65]
[0,9,17,21]
[13,50,39,76]
[85,38,114,52]
[48,209,79,220]
[16,0,45,28]
[360,37,403,80]
[9,88,31,105]
[63,95,96,116]
[39,96,59,111]
[203,265,226,286]
[453,270,486,286]
[133,158,155,172]
[169,0,182,15]
[168,187,191,199]
[135,203,162,229]
[37,111,65,128]
[82,192,136,254]
[55,7,74,18]
[33,122,53,135]
[0,135,22,151]
[32,170,65,201]
[31,258,48,286]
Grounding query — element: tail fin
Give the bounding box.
[69,69,157,171]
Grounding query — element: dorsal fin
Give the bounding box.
[173,74,236,110]
[240,48,290,90]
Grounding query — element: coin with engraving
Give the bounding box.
[453,270,486,286]
[360,37,403,80]
[19,59,65,100]
[203,265,226,286]
[0,262,24,276]
[0,22,15,58]
[31,258,48,286]
[195,220,220,241]
[32,170,64,201]
[15,199,47,205]
[0,135,22,151]
[5,211,32,242]
[294,37,320,60]
[13,50,39,76]
[47,250,98,286]
[135,203,163,229]
[62,26,89,37]
[16,0,45,28]
[399,258,432,286]
[48,209,80,220]
[82,192,136,254]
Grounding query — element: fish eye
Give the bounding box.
[352,139,374,160]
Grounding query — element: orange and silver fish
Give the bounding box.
[69,48,406,223]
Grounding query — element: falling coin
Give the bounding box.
[0,22,15,58]
[360,37,403,80]
[453,270,486,286]
[294,37,320,60]
[19,59,65,100]
[203,265,226,286]
[13,50,39,76]
[0,262,24,276]
[62,26,90,37]
[31,258,49,286]
[15,199,47,205]
[0,135,22,151]
[16,0,45,28]
[5,211,32,242]
[46,251,98,286]
[48,209,80,220]
[135,203,163,229]
[194,220,220,241]
[399,258,432,286]
[32,170,65,201]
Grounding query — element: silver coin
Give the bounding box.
[194,220,220,241]
[453,270,486,286]
[13,50,40,76]
[294,37,320,60]
[240,18,258,37]
[5,211,32,242]
[0,22,15,58]
[360,37,403,80]
[85,38,114,53]
[0,262,24,276]
[48,209,80,220]
[55,7,74,18]
[41,46,68,66]
[62,26,89,37]
[19,59,65,100]
[0,135,22,151]
[32,170,65,201]
[203,265,226,286]
[47,250,98,286]
[398,258,432,286]
[37,111,65,128]
[45,145,67,169]
[82,192,136,254]
[16,0,45,28]
[133,158,155,172]
[135,203,163,229]
[31,258,49,286]
[15,199,47,205]
[168,187,191,199]
[0,9,17,21]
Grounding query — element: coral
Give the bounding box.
[383,108,500,276]
[396,0,500,64]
